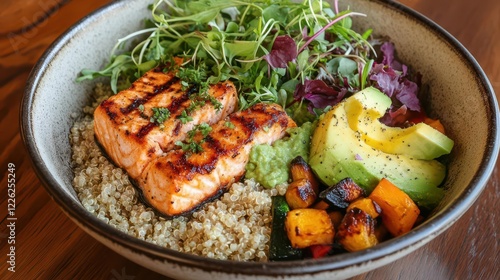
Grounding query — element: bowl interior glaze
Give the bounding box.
[22,0,499,278]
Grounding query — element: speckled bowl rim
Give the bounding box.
[21,0,499,277]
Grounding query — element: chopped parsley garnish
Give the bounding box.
[180,80,190,89]
[150,107,170,129]
[193,123,212,138]
[179,63,223,114]
[224,121,235,129]
[176,123,212,154]
[208,95,223,111]
[186,91,223,113]
[177,64,208,91]
[177,110,193,124]
[186,97,205,113]
[171,62,224,120]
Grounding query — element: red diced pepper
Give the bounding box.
[309,244,333,258]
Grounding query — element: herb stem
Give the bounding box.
[110,27,158,57]
[298,11,366,54]
[79,0,378,112]
[334,0,340,14]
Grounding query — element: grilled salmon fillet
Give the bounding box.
[139,103,296,216]
[93,68,238,179]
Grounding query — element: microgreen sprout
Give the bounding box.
[78,0,380,117]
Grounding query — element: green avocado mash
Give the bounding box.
[285,102,316,126]
[245,122,316,188]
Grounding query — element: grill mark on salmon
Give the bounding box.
[101,99,118,121]
[139,103,296,217]
[166,84,197,115]
[132,84,197,141]
[120,98,145,115]
[121,75,179,114]
[136,122,156,139]
[93,68,238,179]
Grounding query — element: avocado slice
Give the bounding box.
[309,88,448,210]
[344,87,454,160]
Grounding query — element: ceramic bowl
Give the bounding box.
[21,0,499,279]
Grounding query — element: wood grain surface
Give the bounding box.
[0,0,498,279]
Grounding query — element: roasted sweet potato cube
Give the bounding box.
[285,208,335,249]
[290,156,320,194]
[347,198,381,219]
[336,208,378,252]
[319,177,365,208]
[369,178,420,236]
[424,117,446,134]
[312,200,330,210]
[286,179,317,209]
[327,211,344,229]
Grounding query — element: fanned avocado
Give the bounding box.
[309,87,452,210]
[344,87,454,160]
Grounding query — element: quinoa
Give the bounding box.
[70,83,288,261]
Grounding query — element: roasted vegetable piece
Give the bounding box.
[319,177,365,208]
[285,179,317,209]
[346,198,381,219]
[327,211,344,229]
[290,156,320,194]
[336,208,378,252]
[312,200,330,210]
[269,196,303,261]
[424,117,446,134]
[285,208,335,249]
[309,244,333,259]
[369,178,420,236]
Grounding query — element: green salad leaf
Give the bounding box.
[77,0,375,114]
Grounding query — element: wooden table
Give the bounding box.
[1,0,498,279]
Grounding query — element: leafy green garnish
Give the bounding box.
[175,122,212,153]
[150,107,171,129]
[187,91,223,113]
[224,121,235,129]
[77,0,375,114]
[175,141,204,154]
[177,110,193,124]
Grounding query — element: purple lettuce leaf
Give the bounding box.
[380,41,403,72]
[379,105,409,127]
[370,65,420,111]
[294,79,347,113]
[369,42,422,126]
[263,35,297,69]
